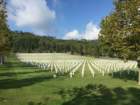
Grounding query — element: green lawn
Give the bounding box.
[0,54,140,105]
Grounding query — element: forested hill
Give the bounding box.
[10,32,100,56]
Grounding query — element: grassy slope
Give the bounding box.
[0,54,140,105]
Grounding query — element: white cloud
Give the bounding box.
[63,30,80,40]
[7,0,56,35]
[64,22,100,40]
[83,22,100,40]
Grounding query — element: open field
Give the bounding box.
[0,54,140,105]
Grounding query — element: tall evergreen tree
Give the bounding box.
[0,0,10,64]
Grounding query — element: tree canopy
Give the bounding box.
[99,0,140,60]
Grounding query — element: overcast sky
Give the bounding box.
[7,0,114,40]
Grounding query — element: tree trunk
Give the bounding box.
[138,60,140,85]
[138,69,140,85]
[0,55,4,65]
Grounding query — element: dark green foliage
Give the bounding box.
[11,31,100,56]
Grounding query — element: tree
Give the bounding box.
[99,0,140,84]
[0,0,10,64]
[100,0,140,59]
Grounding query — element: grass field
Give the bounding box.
[0,54,140,105]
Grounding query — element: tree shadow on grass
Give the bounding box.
[58,84,140,105]
[0,62,13,71]
[0,61,34,72]
[0,59,51,77]
[109,70,138,81]
[0,75,53,89]
[0,70,50,77]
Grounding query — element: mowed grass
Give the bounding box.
[0,54,140,105]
